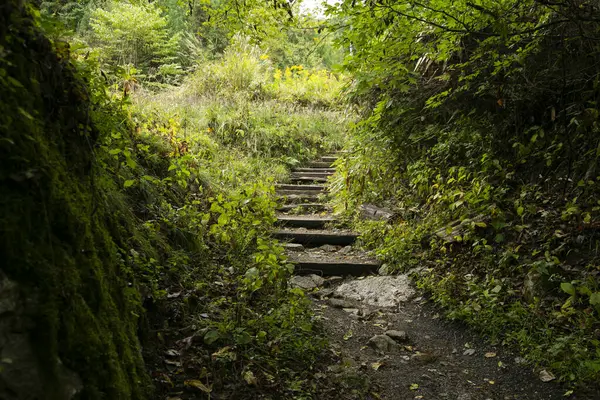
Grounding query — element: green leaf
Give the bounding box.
[204,330,220,345]
[217,213,229,225]
[235,331,252,345]
[124,179,136,188]
[560,282,576,296]
[589,292,600,306]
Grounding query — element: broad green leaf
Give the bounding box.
[560,282,576,296]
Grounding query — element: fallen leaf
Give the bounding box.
[484,352,497,358]
[463,349,476,356]
[243,370,257,385]
[184,380,212,393]
[371,362,384,371]
[409,383,419,390]
[539,369,556,382]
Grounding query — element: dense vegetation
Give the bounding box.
[3,0,600,397]
[2,0,346,398]
[327,0,600,388]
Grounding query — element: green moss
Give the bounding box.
[0,2,151,398]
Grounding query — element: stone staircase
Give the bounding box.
[274,154,380,276]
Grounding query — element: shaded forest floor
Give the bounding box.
[313,276,599,400]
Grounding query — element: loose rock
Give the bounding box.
[312,288,334,299]
[368,335,399,353]
[334,275,415,307]
[289,274,325,290]
[385,330,409,343]
[319,244,339,252]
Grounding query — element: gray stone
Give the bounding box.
[385,330,409,343]
[334,275,415,307]
[329,298,354,309]
[284,243,304,251]
[319,244,340,252]
[338,246,353,255]
[312,288,334,299]
[289,274,325,290]
[368,334,399,352]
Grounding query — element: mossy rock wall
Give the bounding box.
[0,2,151,398]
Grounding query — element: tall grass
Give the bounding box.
[133,36,350,192]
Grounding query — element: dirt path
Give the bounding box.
[312,279,570,400]
[277,154,583,400]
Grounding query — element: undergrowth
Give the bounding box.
[328,0,600,390]
[1,3,349,398]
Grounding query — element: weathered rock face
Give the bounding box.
[334,275,415,308]
[0,2,150,397]
[0,273,82,399]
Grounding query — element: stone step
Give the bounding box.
[291,170,333,176]
[276,214,336,229]
[309,162,333,168]
[277,203,328,213]
[288,253,379,276]
[320,156,338,163]
[279,194,321,203]
[292,168,335,175]
[276,184,324,191]
[290,176,328,183]
[273,229,358,246]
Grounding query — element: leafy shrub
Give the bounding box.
[188,35,271,99]
[269,65,344,108]
[329,0,600,387]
